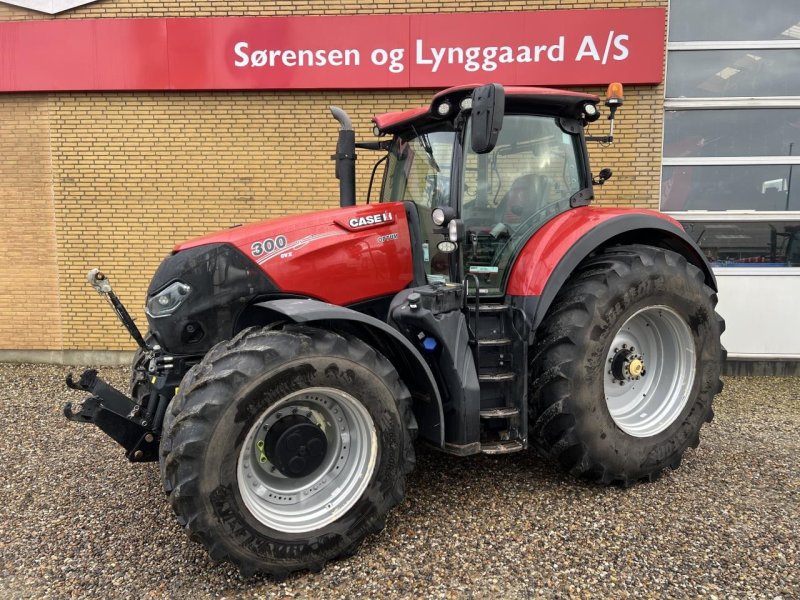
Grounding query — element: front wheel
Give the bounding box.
[160,325,416,577]
[529,244,724,485]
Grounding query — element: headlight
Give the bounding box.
[146,281,191,318]
[432,206,455,227]
[448,219,465,243]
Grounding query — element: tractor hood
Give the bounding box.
[173,202,414,307]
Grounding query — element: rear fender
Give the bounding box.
[249,298,444,447]
[507,208,716,337]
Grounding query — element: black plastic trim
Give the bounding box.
[403,202,429,287]
[390,286,480,448]
[508,294,541,338]
[569,187,594,207]
[557,117,582,134]
[146,243,278,355]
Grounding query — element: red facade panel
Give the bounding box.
[0,9,665,92]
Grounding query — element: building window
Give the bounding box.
[664,109,800,157]
[662,165,800,211]
[666,49,800,98]
[679,218,800,267]
[669,0,800,42]
[664,0,800,267]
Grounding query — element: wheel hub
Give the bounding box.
[237,388,378,533]
[628,357,645,377]
[264,414,328,478]
[603,306,696,438]
[609,345,646,382]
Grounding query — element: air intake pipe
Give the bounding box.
[330,106,356,207]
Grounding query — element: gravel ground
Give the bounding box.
[0,364,797,599]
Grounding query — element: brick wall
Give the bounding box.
[0,95,63,350]
[0,0,667,352]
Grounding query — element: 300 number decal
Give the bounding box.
[251,235,287,257]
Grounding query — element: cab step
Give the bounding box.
[480,407,519,419]
[477,337,512,346]
[481,440,524,455]
[478,372,515,383]
[467,303,508,313]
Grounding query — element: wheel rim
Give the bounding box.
[237,387,377,533]
[604,305,696,438]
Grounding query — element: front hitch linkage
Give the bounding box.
[62,269,163,462]
[86,268,151,353]
[64,369,159,462]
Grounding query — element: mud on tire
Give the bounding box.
[529,244,724,485]
[159,324,416,577]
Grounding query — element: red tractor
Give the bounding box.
[64,83,724,577]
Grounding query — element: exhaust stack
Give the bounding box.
[330,106,356,207]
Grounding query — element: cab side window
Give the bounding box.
[461,115,582,227]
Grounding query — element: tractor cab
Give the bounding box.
[373,84,610,296]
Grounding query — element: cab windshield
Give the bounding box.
[380,129,456,284]
[380,129,456,208]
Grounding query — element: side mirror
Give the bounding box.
[593,168,613,185]
[470,84,505,154]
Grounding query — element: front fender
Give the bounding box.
[254,298,444,447]
[507,207,716,334]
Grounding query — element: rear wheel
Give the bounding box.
[529,244,724,485]
[160,325,415,577]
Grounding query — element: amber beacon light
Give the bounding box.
[606,82,625,108]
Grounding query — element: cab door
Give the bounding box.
[459,114,586,296]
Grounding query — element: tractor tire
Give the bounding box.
[529,244,724,486]
[159,324,416,577]
[129,344,150,404]
[129,347,144,392]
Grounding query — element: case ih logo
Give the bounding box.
[349,212,394,229]
[0,0,100,14]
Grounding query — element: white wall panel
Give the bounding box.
[714,268,800,358]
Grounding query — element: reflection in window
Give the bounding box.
[662,165,800,211]
[664,109,800,157]
[680,220,800,267]
[666,50,800,98]
[670,0,800,42]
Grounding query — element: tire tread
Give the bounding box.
[529,244,725,484]
[159,324,416,577]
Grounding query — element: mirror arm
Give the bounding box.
[587,92,622,143]
[355,140,392,151]
[586,135,614,143]
[366,154,388,204]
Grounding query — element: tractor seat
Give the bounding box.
[496,174,551,224]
